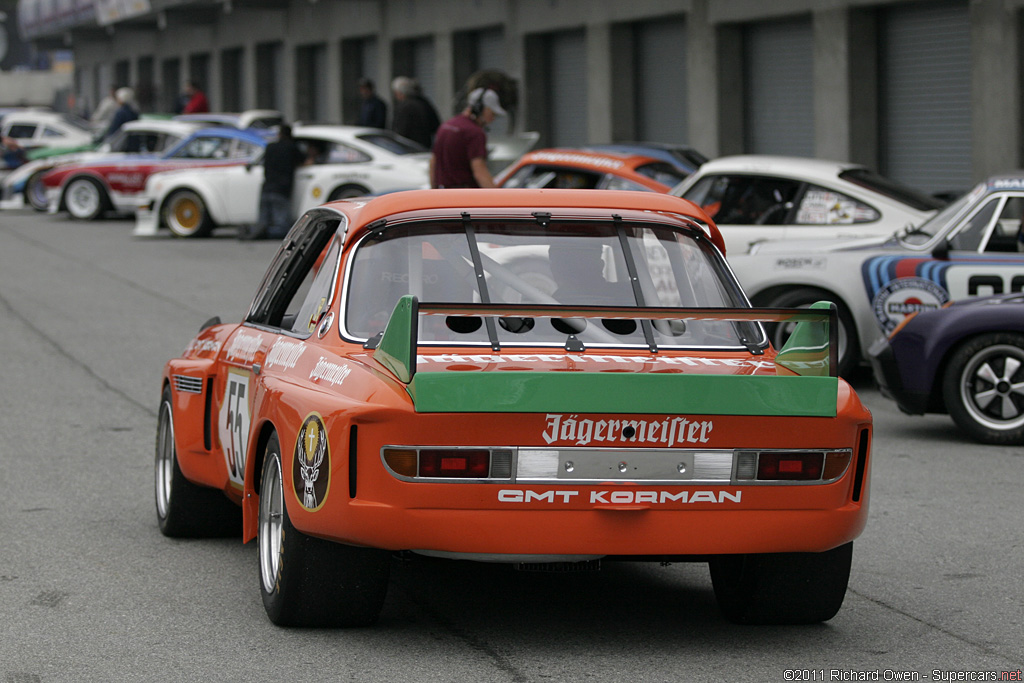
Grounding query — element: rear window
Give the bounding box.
[342,218,760,350]
[838,168,945,212]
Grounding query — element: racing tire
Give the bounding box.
[26,170,50,212]
[942,332,1024,444]
[164,190,214,238]
[765,287,860,378]
[258,432,390,627]
[63,176,107,220]
[709,542,853,625]
[155,386,242,538]
[328,184,369,201]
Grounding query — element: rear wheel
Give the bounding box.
[764,287,859,377]
[709,542,853,624]
[164,190,214,238]
[942,332,1024,444]
[155,386,241,537]
[259,432,390,627]
[26,170,50,212]
[328,184,369,201]
[64,176,106,220]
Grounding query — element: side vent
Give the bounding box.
[203,376,214,451]
[852,427,870,502]
[348,425,358,498]
[172,374,203,394]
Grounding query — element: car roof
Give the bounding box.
[292,124,380,139]
[324,188,724,252]
[516,147,661,171]
[121,119,204,135]
[687,155,864,178]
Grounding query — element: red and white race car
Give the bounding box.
[42,127,269,220]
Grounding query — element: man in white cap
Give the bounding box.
[430,88,506,189]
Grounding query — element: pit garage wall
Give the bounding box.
[61,0,1023,193]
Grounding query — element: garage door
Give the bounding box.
[743,17,814,157]
[549,30,587,147]
[635,16,687,144]
[410,37,437,105]
[880,1,970,196]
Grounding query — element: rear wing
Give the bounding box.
[371,296,840,416]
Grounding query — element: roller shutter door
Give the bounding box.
[743,17,814,157]
[880,1,970,196]
[477,28,504,70]
[549,30,587,147]
[635,16,687,144]
[410,38,437,104]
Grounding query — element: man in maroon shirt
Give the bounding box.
[430,88,506,188]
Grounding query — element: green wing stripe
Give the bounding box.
[408,371,837,416]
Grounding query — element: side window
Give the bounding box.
[983,196,1024,253]
[230,139,262,159]
[246,215,342,328]
[682,175,801,225]
[949,197,1000,252]
[288,235,343,334]
[324,143,371,164]
[43,126,65,138]
[6,124,37,139]
[795,186,880,225]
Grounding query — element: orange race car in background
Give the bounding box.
[155,189,872,627]
[496,148,688,192]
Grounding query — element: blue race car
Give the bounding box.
[870,292,1024,443]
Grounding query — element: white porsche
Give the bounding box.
[133,125,430,238]
[670,155,945,254]
[728,175,1024,376]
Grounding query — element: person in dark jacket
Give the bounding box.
[390,76,440,149]
[240,124,307,240]
[105,87,139,140]
[356,78,387,129]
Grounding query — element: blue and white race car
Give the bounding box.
[729,175,1024,375]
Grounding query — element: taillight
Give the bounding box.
[757,452,823,480]
[383,447,512,479]
[735,450,851,482]
[419,450,490,478]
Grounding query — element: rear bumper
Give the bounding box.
[296,494,869,557]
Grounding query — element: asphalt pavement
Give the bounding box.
[0,210,1020,682]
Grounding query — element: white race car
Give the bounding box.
[1,119,202,211]
[134,125,430,238]
[728,175,1024,375]
[0,110,95,154]
[670,155,944,254]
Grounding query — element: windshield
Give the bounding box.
[343,219,761,350]
[357,131,428,155]
[897,182,986,245]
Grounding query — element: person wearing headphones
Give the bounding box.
[430,88,506,189]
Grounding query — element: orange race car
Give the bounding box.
[154,188,872,627]
[496,148,688,192]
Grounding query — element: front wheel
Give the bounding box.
[942,332,1024,444]
[26,170,50,212]
[259,432,390,627]
[155,386,241,537]
[709,542,853,624]
[63,176,107,220]
[164,190,214,238]
[765,287,859,377]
